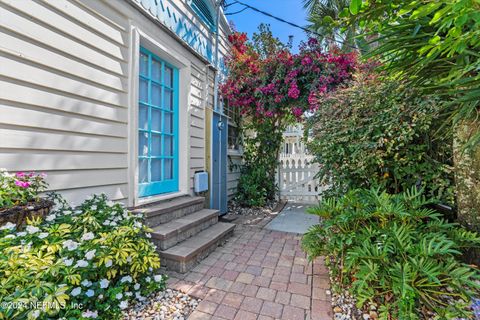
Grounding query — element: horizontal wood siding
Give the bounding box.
[227,154,242,200]
[0,0,232,205]
[0,0,130,204]
[189,63,207,193]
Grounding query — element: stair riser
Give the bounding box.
[153,215,219,250]
[159,227,234,273]
[145,202,204,227]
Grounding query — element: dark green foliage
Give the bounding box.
[306,74,455,204]
[302,187,480,319]
[346,0,480,147]
[235,120,282,207]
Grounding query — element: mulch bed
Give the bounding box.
[222,199,287,227]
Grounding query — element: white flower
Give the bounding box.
[154,275,163,283]
[102,220,111,226]
[30,310,40,319]
[119,300,128,309]
[26,225,40,234]
[82,310,98,319]
[45,214,56,222]
[63,210,72,215]
[85,289,95,297]
[125,291,133,297]
[38,232,49,239]
[120,275,132,283]
[0,222,16,230]
[85,249,96,260]
[145,233,151,238]
[62,240,79,251]
[106,201,115,207]
[91,205,97,210]
[81,280,92,287]
[98,294,104,300]
[16,232,27,237]
[81,232,95,241]
[105,259,113,267]
[110,221,117,227]
[115,293,123,300]
[135,292,146,301]
[99,279,109,289]
[63,258,74,267]
[76,260,88,268]
[134,283,140,290]
[71,287,81,296]
[145,276,151,283]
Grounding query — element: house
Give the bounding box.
[0,0,242,272]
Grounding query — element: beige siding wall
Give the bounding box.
[227,154,242,200]
[189,63,208,193]
[0,0,230,206]
[0,0,131,204]
[219,15,242,200]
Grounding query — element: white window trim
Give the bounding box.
[128,24,192,207]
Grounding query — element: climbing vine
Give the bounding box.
[220,26,357,206]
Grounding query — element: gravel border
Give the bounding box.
[123,288,200,320]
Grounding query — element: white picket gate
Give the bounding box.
[276,154,326,203]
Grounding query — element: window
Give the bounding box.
[190,0,216,31]
[138,47,179,196]
[224,100,241,151]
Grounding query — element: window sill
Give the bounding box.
[227,150,243,157]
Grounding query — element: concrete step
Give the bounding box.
[159,222,235,273]
[133,196,205,227]
[151,209,219,250]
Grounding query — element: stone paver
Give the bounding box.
[166,224,333,320]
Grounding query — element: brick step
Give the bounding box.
[159,222,235,273]
[151,209,219,250]
[133,196,204,227]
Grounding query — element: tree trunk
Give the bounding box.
[454,120,480,263]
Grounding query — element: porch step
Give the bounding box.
[151,209,219,250]
[133,196,204,227]
[159,222,235,273]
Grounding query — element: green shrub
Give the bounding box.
[306,74,454,204]
[302,187,480,319]
[0,194,165,320]
[234,120,282,207]
[236,163,273,207]
[0,169,48,208]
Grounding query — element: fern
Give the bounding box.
[302,187,480,318]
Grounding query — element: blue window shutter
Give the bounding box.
[190,0,216,31]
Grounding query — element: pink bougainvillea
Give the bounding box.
[220,32,357,121]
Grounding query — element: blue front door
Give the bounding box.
[138,47,179,197]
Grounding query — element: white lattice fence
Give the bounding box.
[276,155,325,203]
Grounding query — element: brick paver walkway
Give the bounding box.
[166,225,333,320]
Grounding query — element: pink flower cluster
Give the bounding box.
[220,34,357,121]
[13,171,46,189]
[288,82,300,99]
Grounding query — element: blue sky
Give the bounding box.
[224,0,308,52]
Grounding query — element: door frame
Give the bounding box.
[128,25,191,207]
[210,110,228,214]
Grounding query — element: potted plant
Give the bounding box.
[0,169,52,227]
